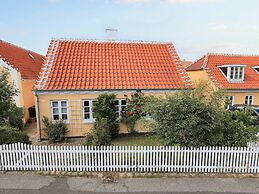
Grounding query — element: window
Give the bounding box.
[114,99,127,119]
[229,96,234,106]
[253,66,259,74]
[225,96,234,109]
[245,95,253,106]
[51,101,68,121]
[228,66,244,82]
[219,65,245,82]
[83,100,96,122]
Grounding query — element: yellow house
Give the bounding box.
[0,40,44,122]
[186,53,259,109]
[34,38,193,139]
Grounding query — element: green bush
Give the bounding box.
[144,83,259,147]
[8,104,24,130]
[93,94,119,138]
[84,118,111,146]
[42,116,69,143]
[0,71,24,130]
[0,126,31,145]
[121,92,146,133]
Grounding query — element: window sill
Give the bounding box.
[52,120,69,124]
[228,80,244,83]
[83,120,95,124]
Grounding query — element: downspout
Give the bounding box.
[35,91,42,141]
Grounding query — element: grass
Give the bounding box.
[111,133,166,146]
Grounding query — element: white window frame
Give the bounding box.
[82,100,96,123]
[50,100,69,123]
[114,99,127,119]
[227,66,245,82]
[226,96,234,110]
[252,66,259,74]
[219,64,245,83]
[245,95,254,106]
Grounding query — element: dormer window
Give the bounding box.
[219,64,245,83]
[252,66,259,74]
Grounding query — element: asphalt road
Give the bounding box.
[0,173,258,194]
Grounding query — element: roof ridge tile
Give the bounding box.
[52,37,172,45]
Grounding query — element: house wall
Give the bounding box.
[21,79,37,122]
[187,69,259,106]
[0,60,37,123]
[35,91,175,138]
[186,70,217,90]
[227,91,259,106]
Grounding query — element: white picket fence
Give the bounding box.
[0,143,259,173]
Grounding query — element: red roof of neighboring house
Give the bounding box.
[181,60,193,68]
[186,53,259,89]
[0,40,44,79]
[35,39,192,90]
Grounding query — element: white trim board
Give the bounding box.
[34,89,179,95]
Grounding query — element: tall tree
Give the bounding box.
[0,71,23,129]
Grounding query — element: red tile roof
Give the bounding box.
[0,40,45,79]
[186,53,259,89]
[35,39,192,90]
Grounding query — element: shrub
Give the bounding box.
[0,126,31,145]
[121,92,146,133]
[84,118,111,146]
[144,83,259,147]
[8,104,24,130]
[93,94,119,138]
[42,116,69,143]
[0,71,24,129]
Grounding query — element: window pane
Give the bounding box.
[53,108,59,114]
[121,100,127,105]
[53,115,59,120]
[52,101,58,107]
[61,101,67,107]
[84,113,90,119]
[62,114,68,120]
[84,107,90,113]
[230,67,234,79]
[61,108,67,114]
[84,101,89,107]
[249,96,253,105]
[114,100,119,106]
[122,106,127,111]
[245,96,249,105]
[229,96,233,105]
[235,67,239,79]
[116,112,119,118]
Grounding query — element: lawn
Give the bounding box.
[111,133,166,146]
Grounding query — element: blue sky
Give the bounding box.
[1,0,259,60]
